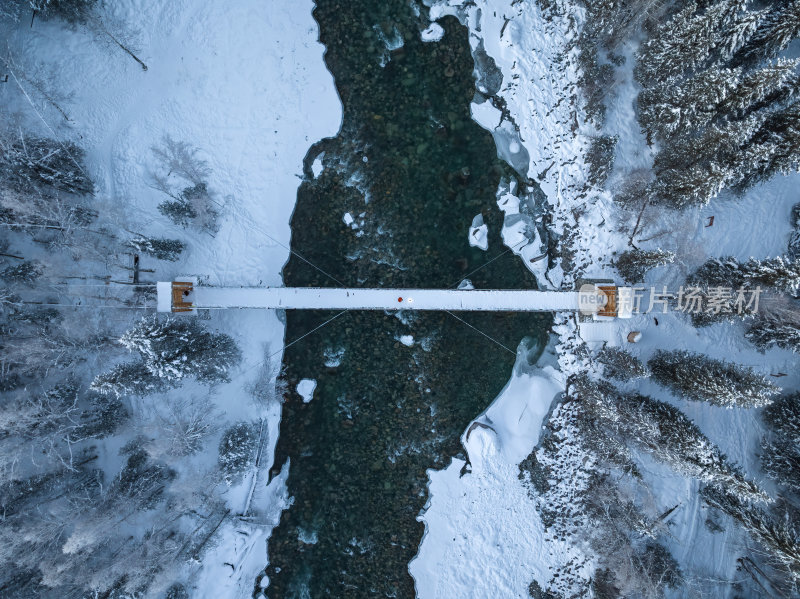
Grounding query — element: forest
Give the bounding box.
[0,2,274,597]
[523,0,800,597]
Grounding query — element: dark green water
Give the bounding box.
[263,2,550,597]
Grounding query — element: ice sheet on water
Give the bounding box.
[468,214,489,251]
[421,22,445,42]
[297,379,317,403]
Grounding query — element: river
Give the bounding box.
[263,2,550,596]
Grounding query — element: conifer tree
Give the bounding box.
[702,486,800,580]
[740,100,800,188]
[0,261,42,285]
[92,317,241,396]
[746,306,800,353]
[574,375,769,503]
[32,0,97,25]
[615,248,675,283]
[597,347,650,380]
[689,255,800,297]
[636,1,744,86]
[650,162,730,208]
[651,115,763,207]
[90,360,167,398]
[761,393,800,491]
[638,67,739,142]
[715,7,765,63]
[218,421,258,485]
[127,236,185,261]
[119,316,241,384]
[735,0,800,66]
[648,349,779,408]
[633,0,800,208]
[789,203,800,259]
[720,59,799,119]
[112,446,175,509]
[0,135,93,196]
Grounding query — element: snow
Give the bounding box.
[410,360,570,597]
[156,281,172,312]
[412,0,603,590]
[312,154,324,178]
[1,0,340,595]
[397,334,415,347]
[470,98,502,130]
[194,461,292,599]
[188,286,582,311]
[415,0,800,593]
[343,212,354,226]
[468,214,489,250]
[296,378,317,403]
[421,22,445,42]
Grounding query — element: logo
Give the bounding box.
[578,284,607,316]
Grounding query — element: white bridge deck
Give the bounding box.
[159,284,582,312]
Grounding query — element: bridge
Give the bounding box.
[157,280,631,317]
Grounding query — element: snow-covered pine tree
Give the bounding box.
[615,248,674,283]
[32,0,96,24]
[127,236,185,261]
[647,349,779,408]
[597,346,650,380]
[635,0,744,87]
[789,203,800,259]
[75,391,127,440]
[740,100,800,188]
[584,0,672,51]
[734,0,800,66]
[89,316,243,397]
[0,134,93,196]
[90,360,168,397]
[0,260,42,285]
[157,183,218,233]
[651,114,763,207]
[574,375,769,503]
[218,421,258,485]
[180,182,218,233]
[650,161,730,208]
[701,485,800,581]
[720,59,799,119]
[790,233,800,260]
[165,584,190,599]
[638,67,739,142]
[714,6,765,64]
[118,316,241,385]
[761,393,800,491]
[746,302,800,353]
[689,255,800,297]
[586,134,617,188]
[112,445,175,509]
[157,196,197,227]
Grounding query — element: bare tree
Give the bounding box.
[150,137,220,233]
[152,136,211,186]
[1,51,74,122]
[247,345,285,406]
[151,396,219,457]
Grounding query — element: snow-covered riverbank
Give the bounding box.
[2,1,340,594]
[409,347,573,597]
[412,0,594,593]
